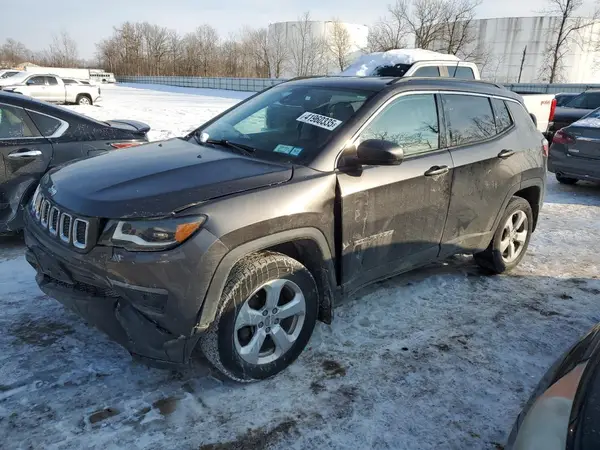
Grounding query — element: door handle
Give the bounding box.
[498,149,516,159]
[8,149,43,159]
[424,165,449,176]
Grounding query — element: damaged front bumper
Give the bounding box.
[23,212,228,368]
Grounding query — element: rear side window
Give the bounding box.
[491,98,514,133]
[0,104,38,138]
[449,66,475,80]
[27,111,63,137]
[443,94,496,146]
[45,77,58,86]
[63,79,76,85]
[412,66,440,77]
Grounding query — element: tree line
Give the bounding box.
[1,0,598,82]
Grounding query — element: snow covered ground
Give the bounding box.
[1,84,600,450]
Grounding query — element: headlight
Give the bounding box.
[99,215,206,251]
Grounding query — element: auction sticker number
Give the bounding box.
[296,112,343,131]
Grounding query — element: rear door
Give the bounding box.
[337,93,454,291]
[44,76,65,103]
[0,102,53,231]
[440,93,528,254]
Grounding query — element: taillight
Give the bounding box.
[542,138,549,157]
[549,98,557,122]
[110,142,142,149]
[552,129,575,145]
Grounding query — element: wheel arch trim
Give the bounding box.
[196,227,336,332]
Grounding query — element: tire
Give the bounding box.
[474,196,533,274]
[76,94,92,105]
[200,251,319,382]
[556,174,578,185]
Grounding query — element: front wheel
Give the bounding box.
[200,252,319,382]
[474,197,533,274]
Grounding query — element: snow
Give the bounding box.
[2,83,600,449]
[340,49,460,77]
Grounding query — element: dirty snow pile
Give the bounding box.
[340,48,460,76]
[1,84,600,450]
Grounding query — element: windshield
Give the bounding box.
[1,73,28,84]
[195,84,373,163]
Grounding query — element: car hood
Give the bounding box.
[42,138,293,219]
[554,107,590,122]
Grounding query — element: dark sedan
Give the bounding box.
[548,109,600,184]
[0,91,149,233]
[507,324,600,450]
[547,90,600,142]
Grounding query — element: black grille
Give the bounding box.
[75,221,87,243]
[61,215,71,240]
[45,275,120,298]
[49,208,59,234]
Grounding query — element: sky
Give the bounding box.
[0,0,561,59]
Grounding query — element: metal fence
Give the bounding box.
[117,75,600,95]
[116,76,285,92]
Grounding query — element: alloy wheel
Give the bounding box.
[500,210,528,263]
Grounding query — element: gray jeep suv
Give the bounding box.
[24,77,547,381]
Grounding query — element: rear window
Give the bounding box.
[0,104,38,138]
[27,111,62,136]
[412,66,440,77]
[449,66,476,80]
[443,94,496,146]
[491,98,514,133]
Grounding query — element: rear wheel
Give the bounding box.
[76,94,92,105]
[556,174,578,185]
[200,252,318,382]
[475,197,533,274]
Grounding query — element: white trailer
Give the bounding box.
[23,66,90,81]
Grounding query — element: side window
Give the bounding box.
[27,111,63,137]
[0,104,37,139]
[27,76,46,86]
[586,93,600,109]
[46,77,58,86]
[412,66,440,77]
[359,94,439,156]
[449,66,476,80]
[491,98,514,133]
[63,79,75,85]
[443,94,496,146]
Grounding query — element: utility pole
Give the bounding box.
[518,45,527,83]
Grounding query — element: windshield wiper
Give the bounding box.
[192,132,257,156]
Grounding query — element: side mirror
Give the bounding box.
[356,139,404,166]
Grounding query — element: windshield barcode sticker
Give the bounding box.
[296,112,342,131]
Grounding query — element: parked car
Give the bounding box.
[546,90,600,142]
[555,92,579,107]
[0,69,22,79]
[24,77,547,382]
[548,108,600,184]
[340,49,556,134]
[0,73,101,105]
[506,323,600,450]
[0,91,150,233]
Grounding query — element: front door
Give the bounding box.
[0,103,53,231]
[336,93,454,292]
[23,76,50,101]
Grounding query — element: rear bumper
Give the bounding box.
[24,211,228,367]
[548,149,600,181]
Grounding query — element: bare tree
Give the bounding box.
[367,10,409,51]
[244,27,271,77]
[266,24,288,78]
[394,0,447,49]
[435,0,482,56]
[45,30,80,67]
[540,0,600,83]
[0,39,33,66]
[329,19,352,70]
[288,12,329,76]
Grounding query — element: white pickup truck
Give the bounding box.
[0,73,101,105]
[341,49,555,134]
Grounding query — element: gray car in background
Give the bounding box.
[548,108,600,184]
